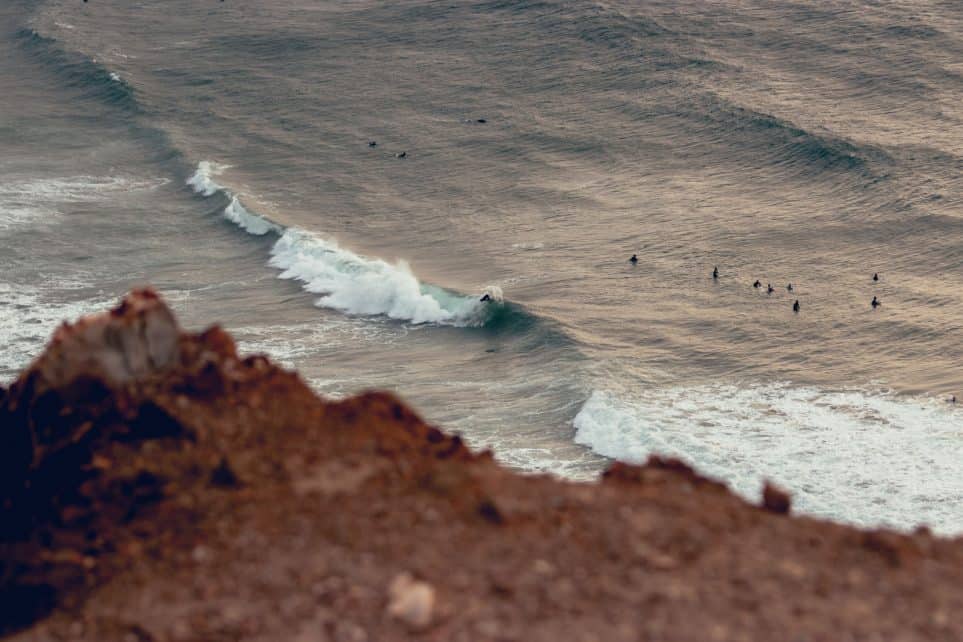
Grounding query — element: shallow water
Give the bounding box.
[1,0,961,532]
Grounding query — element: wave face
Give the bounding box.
[15,27,138,112]
[186,162,495,326]
[574,385,963,533]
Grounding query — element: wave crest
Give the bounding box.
[186,161,229,197]
[186,161,499,326]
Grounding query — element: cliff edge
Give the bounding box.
[1,290,960,641]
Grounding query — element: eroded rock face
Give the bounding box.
[0,290,239,632]
[0,289,183,500]
[38,288,179,389]
[762,481,792,515]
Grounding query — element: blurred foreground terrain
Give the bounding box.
[1,290,960,642]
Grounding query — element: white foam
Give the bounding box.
[187,161,495,326]
[186,161,231,197]
[269,229,484,324]
[223,196,280,236]
[0,175,167,233]
[511,241,545,251]
[1,176,165,202]
[573,384,963,534]
[0,283,112,380]
[0,206,54,232]
[109,72,121,82]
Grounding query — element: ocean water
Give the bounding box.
[1,0,961,533]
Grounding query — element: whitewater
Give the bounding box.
[574,384,962,534]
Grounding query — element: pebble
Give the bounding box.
[386,572,436,630]
[532,558,555,576]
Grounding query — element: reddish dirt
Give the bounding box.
[1,289,960,641]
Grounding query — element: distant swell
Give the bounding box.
[688,93,891,175]
[15,28,139,112]
[187,162,501,326]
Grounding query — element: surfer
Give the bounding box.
[792,300,800,313]
[396,151,407,159]
[368,141,377,147]
[873,272,879,282]
[480,293,492,302]
[871,296,880,308]
[767,283,774,294]
[712,266,718,279]
[629,254,638,264]
[787,283,793,292]
[753,280,761,289]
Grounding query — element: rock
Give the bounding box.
[191,545,211,564]
[386,572,435,630]
[762,481,792,514]
[532,558,555,576]
[478,497,504,524]
[209,456,240,488]
[34,287,179,389]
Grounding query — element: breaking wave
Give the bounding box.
[573,384,963,534]
[186,162,502,326]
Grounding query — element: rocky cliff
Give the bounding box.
[1,290,960,641]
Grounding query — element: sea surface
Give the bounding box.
[1,0,961,533]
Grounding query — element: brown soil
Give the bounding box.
[1,289,960,642]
